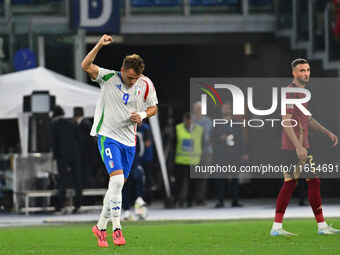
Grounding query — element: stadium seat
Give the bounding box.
[131,0,155,7]
[249,0,271,6]
[190,0,201,6]
[154,0,182,6]
[224,0,238,5]
[12,0,32,4]
[201,0,224,6]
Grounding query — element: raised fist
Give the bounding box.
[98,34,113,47]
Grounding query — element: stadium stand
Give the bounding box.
[201,0,224,6]
[154,0,182,6]
[131,0,155,7]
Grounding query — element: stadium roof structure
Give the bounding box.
[0,66,100,119]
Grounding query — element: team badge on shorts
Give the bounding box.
[109,160,114,168]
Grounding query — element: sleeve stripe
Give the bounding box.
[142,79,149,102]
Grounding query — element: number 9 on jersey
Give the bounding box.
[123,94,129,105]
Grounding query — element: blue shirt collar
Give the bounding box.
[118,72,124,84]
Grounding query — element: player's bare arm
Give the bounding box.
[308,117,338,147]
[81,34,113,80]
[130,105,158,123]
[282,113,307,160]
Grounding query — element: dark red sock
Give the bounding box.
[274,180,297,223]
[308,178,324,223]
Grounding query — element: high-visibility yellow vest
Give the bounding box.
[175,123,203,165]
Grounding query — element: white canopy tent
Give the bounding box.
[0,66,101,157]
[0,67,100,119]
[0,67,171,198]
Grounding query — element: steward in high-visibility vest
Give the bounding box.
[175,122,203,165]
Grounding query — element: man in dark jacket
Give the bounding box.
[73,107,97,189]
[212,101,248,208]
[50,105,82,213]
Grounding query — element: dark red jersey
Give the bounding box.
[281,83,310,150]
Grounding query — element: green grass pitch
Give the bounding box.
[1,218,340,255]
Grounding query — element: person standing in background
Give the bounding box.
[122,132,148,221]
[174,112,203,207]
[50,105,82,214]
[74,107,98,189]
[211,102,248,208]
[138,121,156,204]
[192,101,213,206]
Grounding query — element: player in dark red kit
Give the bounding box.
[270,58,340,236]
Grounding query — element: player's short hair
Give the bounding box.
[291,58,309,69]
[123,54,145,75]
[73,107,84,118]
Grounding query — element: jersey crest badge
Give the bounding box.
[134,86,141,96]
[116,84,121,90]
[109,160,114,168]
